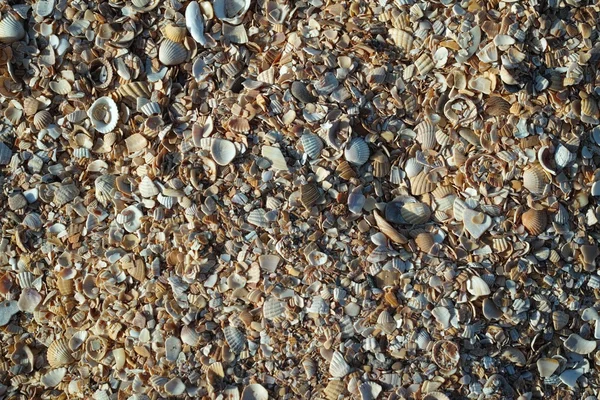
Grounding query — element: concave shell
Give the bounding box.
[258,255,280,273]
[263,298,284,319]
[329,350,351,378]
[41,368,66,388]
[359,382,382,400]
[88,96,119,134]
[415,119,436,149]
[522,208,547,235]
[88,58,113,89]
[523,165,549,195]
[554,144,576,169]
[159,39,188,66]
[54,183,79,207]
[431,340,460,372]
[415,232,434,253]
[303,358,317,378]
[410,171,436,196]
[344,138,370,166]
[389,28,413,51]
[181,325,200,347]
[47,338,75,367]
[164,378,186,396]
[164,23,187,42]
[241,384,268,400]
[0,13,25,44]
[467,276,491,297]
[443,95,477,125]
[400,202,431,225]
[18,288,41,312]
[223,326,245,353]
[372,151,390,178]
[291,81,317,103]
[186,1,206,45]
[377,309,396,334]
[214,0,251,24]
[404,157,423,178]
[484,96,511,116]
[336,160,356,180]
[564,333,597,354]
[261,146,288,171]
[463,209,492,239]
[537,358,559,377]
[300,133,323,159]
[211,139,236,166]
[85,336,108,361]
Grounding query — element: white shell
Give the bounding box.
[241,384,269,400]
[404,157,423,178]
[0,13,25,44]
[88,96,119,134]
[564,333,597,354]
[185,1,206,45]
[214,0,251,24]
[263,298,285,319]
[223,326,245,353]
[537,358,559,377]
[259,255,280,273]
[329,351,351,378]
[18,288,42,312]
[181,326,200,346]
[119,205,144,232]
[164,378,186,396]
[165,336,181,362]
[35,0,55,17]
[467,276,491,297]
[462,209,492,239]
[211,138,237,166]
[41,368,67,388]
[223,23,248,44]
[139,176,159,197]
[554,144,576,169]
[262,146,288,171]
[344,138,370,166]
[300,133,323,159]
[159,39,188,66]
[359,381,382,400]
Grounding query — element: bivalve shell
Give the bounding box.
[523,165,549,195]
[211,138,237,166]
[522,208,547,235]
[0,13,25,44]
[41,368,67,388]
[241,384,268,400]
[329,351,351,378]
[47,338,75,368]
[400,202,431,225]
[564,333,597,354]
[344,138,370,166]
[300,133,323,159]
[88,96,119,134]
[186,1,206,45]
[159,39,188,66]
[537,358,560,378]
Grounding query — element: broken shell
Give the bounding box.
[164,23,187,43]
[18,288,41,313]
[211,138,237,166]
[554,144,576,169]
[358,382,382,400]
[164,378,186,396]
[415,232,435,253]
[290,81,317,103]
[88,97,119,134]
[522,208,547,235]
[214,0,251,24]
[0,13,25,44]
[467,276,491,297]
[186,1,206,45]
[564,333,597,354]
[553,310,570,330]
[400,202,431,225]
[300,133,323,159]
[374,211,408,244]
[537,358,560,377]
[324,380,345,400]
[223,326,245,353]
[85,336,108,361]
[159,39,188,66]
[41,368,67,388]
[372,151,390,178]
[462,209,492,239]
[241,384,268,400]
[410,171,436,196]
[261,146,288,171]
[329,351,351,377]
[432,340,460,372]
[423,393,450,400]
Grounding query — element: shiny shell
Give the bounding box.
[0,13,25,44]
[47,338,75,367]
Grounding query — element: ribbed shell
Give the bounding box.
[484,96,511,116]
[414,54,434,76]
[404,157,423,178]
[416,119,436,149]
[389,28,413,51]
[372,151,390,178]
[374,211,407,244]
[554,144,576,169]
[400,202,431,224]
[47,338,75,367]
[336,160,356,180]
[241,384,268,400]
[33,110,53,130]
[164,24,187,42]
[523,165,549,195]
[300,183,320,209]
[300,133,323,159]
[211,138,236,166]
[223,326,245,353]
[344,137,370,166]
[410,171,436,196]
[88,96,119,134]
[54,183,79,207]
[329,351,351,377]
[88,58,114,89]
[324,380,345,400]
[159,39,188,66]
[117,81,151,98]
[263,298,284,319]
[415,232,434,253]
[0,13,25,44]
[522,208,547,235]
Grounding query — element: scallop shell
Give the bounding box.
[410,171,436,196]
[263,298,284,319]
[344,138,370,166]
[415,232,434,253]
[372,151,390,178]
[564,333,596,354]
[522,208,547,235]
[324,380,345,400]
[88,96,119,134]
[389,28,413,51]
[186,1,206,45]
[377,309,396,334]
[139,176,159,198]
[241,384,268,400]
[214,0,251,24]
[95,175,116,206]
[329,350,351,378]
[117,81,151,98]
[0,13,25,44]
[41,368,67,388]
[336,160,356,180]
[261,146,288,171]
[211,139,236,166]
[159,39,188,66]
[359,382,382,400]
[300,133,323,159]
[47,338,75,367]
[164,23,187,42]
[581,97,599,124]
[400,202,431,225]
[537,358,559,378]
[223,326,245,353]
[523,164,549,195]
[415,119,436,149]
[414,54,434,76]
[552,310,569,330]
[49,79,72,95]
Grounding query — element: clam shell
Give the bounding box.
[186,1,206,45]
[88,96,119,134]
[119,205,144,232]
[431,340,460,372]
[53,183,79,207]
[159,39,188,66]
[414,54,434,76]
[522,208,547,235]
[564,333,596,354]
[241,384,268,400]
[302,358,317,378]
[41,368,66,388]
[329,350,351,378]
[410,171,436,196]
[125,133,148,154]
[23,97,40,116]
[211,138,236,166]
[377,309,396,334]
[47,338,75,367]
[482,298,502,320]
[400,202,431,225]
[523,164,549,195]
[35,0,55,18]
[415,119,436,149]
[214,0,251,24]
[291,81,317,103]
[537,358,559,377]
[56,277,74,295]
[23,212,43,230]
[344,138,370,166]
[484,96,511,116]
[223,23,248,44]
[49,79,72,95]
[258,255,280,273]
[223,326,245,353]
[554,144,576,169]
[389,29,413,51]
[165,336,182,362]
[404,157,423,178]
[463,209,492,239]
[164,378,186,396]
[372,151,390,178]
[0,13,25,44]
[18,288,41,312]
[300,133,323,159]
[164,23,187,42]
[415,232,434,253]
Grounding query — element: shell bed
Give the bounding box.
[0,0,599,399]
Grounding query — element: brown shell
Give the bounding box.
[300,183,320,209]
[23,97,40,116]
[371,151,390,178]
[117,81,151,99]
[33,110,53,130]
[164,23,187,43]
[56,277,74,295]
[522,208,547,235]
[88,58,114,89]
[228,117,250,133]
[336,160,356,180]
[47,338,75,367]
[484,96,511,116]
[374,211,408,244]
[410,171,437,196]
[415,232,434,253]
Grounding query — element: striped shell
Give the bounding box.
[414,54,434,76]
[336,160,356,180]
[300,133,323,159]
[484,96,511,116]
[117,81,151,98]
[522,208,547,235]
[523,165,549,195]
[404,157,423,178]
[47,338,75,367]
[389,28,413,51]
[0,13,25,44]
[164,24,187,42]
[410,171,436,196]
[324,380,345,400]
[415,232,435,253]
[344,137,370,166]
[329,351,351,378]
[159,39,188,66]
[223,326,245,353]
[400,202,431,224]
[263,298,284,319]
[415,119,436,149]
[33,110,53,130]
[372,151,390,178]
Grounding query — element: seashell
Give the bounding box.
[95,175,116,206]
[400,202,431,225]
[241,384,268,400]
[462,209,492,239]
[88,58,114,89]
[414,54,434,76]
[301,183,321,209]
[302,358,317,379]
[374,211,407,244]
[482,298,502,320]
[344,138,370,167]
[222,386,240,400]
[537,358,560,377]
[228,117,250,133]
[125,133,148,154]
[88,96,119,134]
[165,336,182,362]
[223,23,248,44]
[164,23,187,43]
[404,157,423,178]
[423,393,450,400]
[18,288,41,313]
[300,133,323,159]
[371,151,390,178]
[54,183,79,207]
[186,1,206,45]
[23,212,43,230]
[467,276,490,297]
[581,97,599,124]
[523,165,549,195]
[85,336,108,361]
[410,171,436,196]
[159,39,188,66]
[522,208,547,235]
[329,350,351,378]
[164,378,186,396]
[181,325,200,347]
[564,333,596,354]
[415,232,434,253]
[41,368,66,388]
[415,119,436,149]
[389,29,413,51]
[139,176,159,198]
[377,309,396,334]
[263,298,284,319]
[49,79,72,95]
[552,310,569,330]
[8,193,27,210]
[47,338,75,367]
[258,255,280,273]
[138,100,161,116]
[214,0,251,25]
[0,13,25,44]
[261,146,288,171]
[223,326,245,353]
[4,106,21,125]
[484,96,511,116]
[359,382,382,400]
[336,160,356,180]
[324,379,345,400]
[118,205,144,232]
[23,97,40,116]
[501,347,526,366]
[554,144,576,170]
[69,331,88,351]
[291,81,317,103]
[117,81,151,99]
[444,95,477,125]
[431,340,460,372]
[211,139,236,166]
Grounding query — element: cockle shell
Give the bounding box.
[414,54,434,76]
[345,138,370,166]
[389,29,413,51]
[300,133,323,159]
[400,202,431,225]
[47,338,75,367]
[329,351,351,377]
[0,13,25,44]
[164,23,187,42]
[262,146,288,171]
[359,382,382,400]
[415,232,434,253]
[423,393,450,400]
[41,368,67,388]
[186,1,206,45]
[214,0,251,25]
[467,276,491,297]
[301,183,321,209]
[211,138,236,166]
[553,310,569,330]
[554,144,576,169]
[88,97,119,134]
[372,151,390,178]
[522,208,547,235]
[410,171,436,196]
[324,380,345,400]
[404,157,423,178]
[415,119,436,149]
[223,326,245,353]
[241,384,268,400]
[523,165,549,195]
